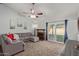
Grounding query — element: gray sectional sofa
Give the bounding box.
[1,39,24,56]
[0,34,24,56]
[16,32,39,42]
[16,32,34,42]
[0,32,39,56]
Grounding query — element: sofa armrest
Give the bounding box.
[1,40,24,56]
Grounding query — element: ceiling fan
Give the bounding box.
[22,3,43,18]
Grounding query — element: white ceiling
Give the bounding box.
[3,3,79,19]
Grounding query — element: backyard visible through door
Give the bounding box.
[48,22,65,43]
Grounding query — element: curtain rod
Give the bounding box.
[46,18,78,23]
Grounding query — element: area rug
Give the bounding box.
[16,40,64,56]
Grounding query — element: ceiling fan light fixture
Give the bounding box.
[30,14,36,18]
[24,3,43,19]
[37,13,43,15]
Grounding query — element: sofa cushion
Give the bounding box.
[1,35,12,45]
[15,32,34,42]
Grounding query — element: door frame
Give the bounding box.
[46,21,65,43]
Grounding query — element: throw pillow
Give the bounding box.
[2,35,12,45]
[14,34,20,42]
[6,37,13,44]
[7,34,16,40]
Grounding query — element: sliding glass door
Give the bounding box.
[48,22,65,43]
[48,24,56,41]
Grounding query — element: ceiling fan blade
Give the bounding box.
[37,13,43,15]
[36,16,39,18]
